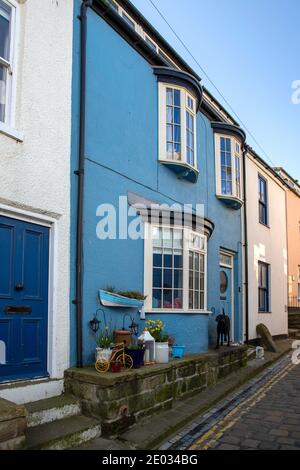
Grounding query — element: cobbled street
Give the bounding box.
[160,354,300,450]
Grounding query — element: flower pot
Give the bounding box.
[111,361,122,373]
[172,345,185,359]
[95,347,111,362]
[114,330,132,347]
[155,342,169,364]
[126,348,145,368]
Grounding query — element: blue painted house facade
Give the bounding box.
[71,0,246,366]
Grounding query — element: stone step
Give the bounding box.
[288,329,300,339]
[25,395,81,428]
[25,415,101,450]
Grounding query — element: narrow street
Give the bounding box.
[160,354,300,450]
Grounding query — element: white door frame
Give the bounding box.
[220,250,235,341]
[0,203,59,380]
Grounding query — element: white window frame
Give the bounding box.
[0,0,20,140]
[158,82,197,170]
[215,134,243,201]
[144,222,207,313]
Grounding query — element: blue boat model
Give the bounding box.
[99,290,145,309]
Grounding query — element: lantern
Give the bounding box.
[89,314,101,334]
[138,328,155,364]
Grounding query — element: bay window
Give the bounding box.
[144,224,207,312]
[159,83,197,169]
[215,134,243,204]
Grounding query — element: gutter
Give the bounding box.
[74,0,93,368]
[242,145,249,342]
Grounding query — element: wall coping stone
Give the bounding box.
[0,397,27,423]
[65,346,247,387]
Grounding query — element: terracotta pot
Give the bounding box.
[114,329,132,346]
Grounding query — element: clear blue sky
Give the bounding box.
[132,0,300,181]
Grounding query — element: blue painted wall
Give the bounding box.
[70,2,243,365]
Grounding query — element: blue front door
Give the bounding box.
[220,266,233,340]
[0,216,49,382]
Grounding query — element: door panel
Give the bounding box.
[21,319,41,364]
[23,229,43,299]
[0,216,49,382]
[0,222,14,298]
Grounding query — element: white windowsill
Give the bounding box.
[0,122,24,142]
[145,309,211,315]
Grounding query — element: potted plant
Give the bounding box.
[146,319,170,364]
[95,325,114,362]
[125,344,145,369]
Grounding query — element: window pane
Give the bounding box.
[174,89,180,106]
[167,124,173,142]
[200,292,204,309]
[0,1,11,61]
[152,289,162,308]
[0,64,6,122]
[173,290,183,309]
[163,290,172,308]
[153,253,162,267]
[166,107,173,124]
[174,107,180,124]
[189,270,193,290]
[174,251,183,268]
[174,125,181,143]
[174,270,183,289]
[163,269,172,288]
[166,88,173,105]
[152,227,162,246]
[189,291,193,309]
[153,268,162,288]
[163,254,172,268]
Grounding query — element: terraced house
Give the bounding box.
[0,0,73,402]
[70,0,246,367]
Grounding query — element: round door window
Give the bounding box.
[220,271,228,293]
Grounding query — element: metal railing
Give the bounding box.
[288,296,300,309]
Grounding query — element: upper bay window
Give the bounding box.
[217,135,242,200]
[159,84,197,172]
[154,67,202,183]
[212,122,246,210]
[144,224,207,312]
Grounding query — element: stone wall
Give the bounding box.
[64,346,247,436]
[0,398,27,450]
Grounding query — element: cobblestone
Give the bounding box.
[163,355,300,450]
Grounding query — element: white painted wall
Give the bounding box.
[246,153,288,340]
[0,0,73,402]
